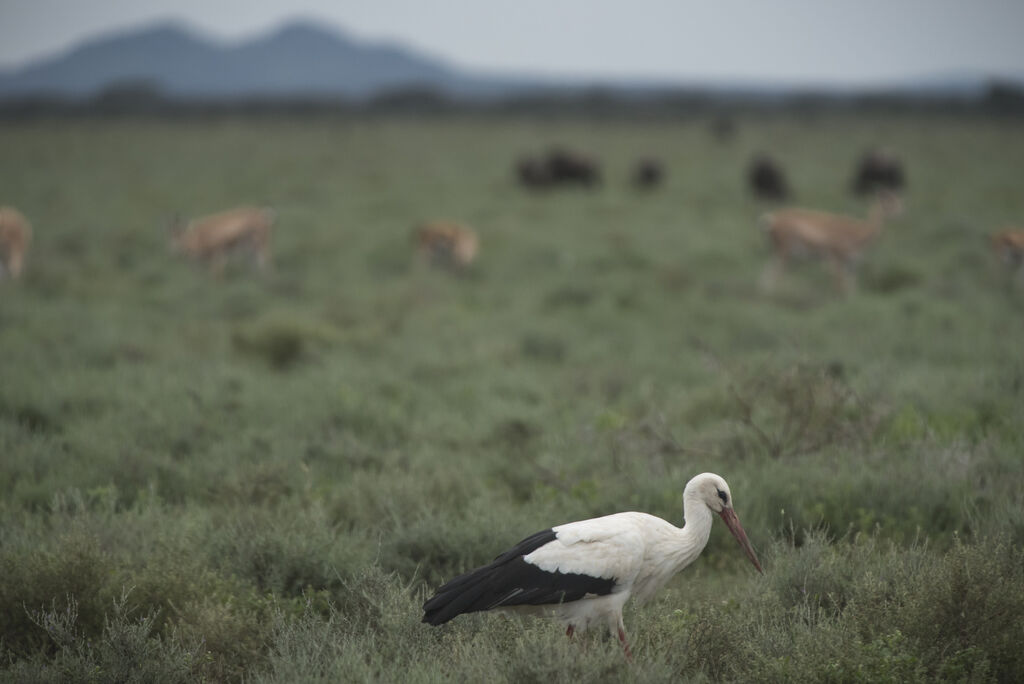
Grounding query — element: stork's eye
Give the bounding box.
[717,490,728,504]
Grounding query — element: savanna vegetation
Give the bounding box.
[1,113,1022,682]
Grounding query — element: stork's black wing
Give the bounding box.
[422,528,617,625]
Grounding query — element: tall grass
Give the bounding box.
[1,113,1022,681]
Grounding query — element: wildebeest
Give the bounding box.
[169,206,275,275]
[631,158,665,190]
[850,148,905,196]
[747,154,791,201]
[414,220,479,270]
[546,147,602,187]
[0,206,32,280]
[516,147,602,190]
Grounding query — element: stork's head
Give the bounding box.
[686,473,763,574]
[685,472,733,513]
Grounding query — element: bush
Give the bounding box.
[0,534,114,658]
[203,507,356,598]
[725,362,879,460]
[655,533,1024,682]
[232,324,306,369]
[3,592,203,684]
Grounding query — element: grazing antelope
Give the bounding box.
[169,206,275,275]
[991,228,1024,279]
[758,192,903,294]
[0,206,32,281]
[414,221,479,270]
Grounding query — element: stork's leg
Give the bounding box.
[616,626,633,661]
[565,625,575,639]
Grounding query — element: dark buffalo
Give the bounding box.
[747,154,790,201]
[515,147,602,190]
[631,158,665,190]
[546,147,602,187]
[851,148,905,196]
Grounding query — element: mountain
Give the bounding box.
[0,20,1017,103]
[0,20,517,101]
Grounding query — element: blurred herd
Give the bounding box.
[3,126,1021,289]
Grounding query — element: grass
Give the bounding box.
[1,112,1022,682]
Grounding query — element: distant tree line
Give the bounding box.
[1,78,1022,119]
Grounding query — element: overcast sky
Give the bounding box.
[1,0,1023,86]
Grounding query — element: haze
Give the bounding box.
[1,0,1023,86]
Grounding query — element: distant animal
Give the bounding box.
[747,154,790,201]
[631,158,665,190]
[422,472,762,659]
[850,148,905,196]
[169,206,275,275]
[546,147,601,187]
[516,157,553,189]
[414,220,479,269]
[710,115,737,143]
[758,192,903,294]
[0,206,32,281]
[991,228,1024,278]
[516,147,602,190]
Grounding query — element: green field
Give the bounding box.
[1,114,1023,682]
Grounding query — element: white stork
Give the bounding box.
[422,472,763,657]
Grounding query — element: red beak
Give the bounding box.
[718,508,763,573]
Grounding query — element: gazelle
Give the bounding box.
[991,228,1024,279]
[0,206,32,281]
[414,221,479,270]
[758,192,903,294]
[169,206,275,275]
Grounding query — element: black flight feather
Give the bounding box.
[422,528,618,626]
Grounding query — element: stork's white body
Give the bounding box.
[517,508,713,634]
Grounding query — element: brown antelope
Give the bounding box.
[758,192,903,294]
[0,206,32,281]
[991,228,1024,279]
[169,206,275,275]
[414,221,479,270]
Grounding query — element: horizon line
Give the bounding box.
[1,14,1021,93]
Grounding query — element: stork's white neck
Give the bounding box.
[629,496,716,603]
[677,493,715,562]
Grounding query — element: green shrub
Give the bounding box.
[0,534,114,658]
[3,592,203,684]
[725,362,879,460]
[203,507,354,598]
[232,324,306,369]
